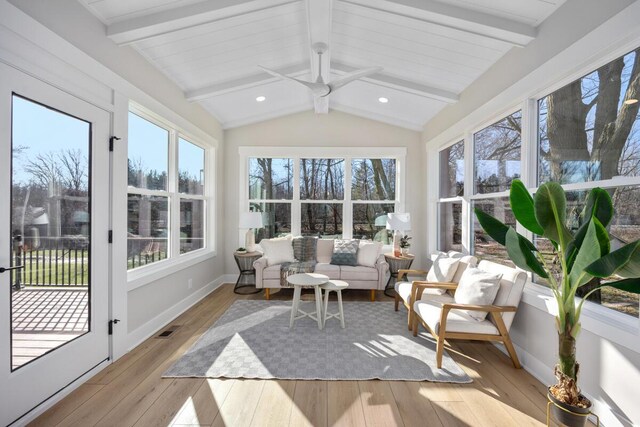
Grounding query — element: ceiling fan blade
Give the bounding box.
[258,65,330,96]
[328,66,383,93]
[314,95,329,114]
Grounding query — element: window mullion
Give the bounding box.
[169,130,180,258]
[462,131,473,254]
[292,157,301,236]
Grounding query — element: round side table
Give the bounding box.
[384,253,414,297]
[233,251,262,294]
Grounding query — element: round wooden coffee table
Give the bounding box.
[287,273,329,330]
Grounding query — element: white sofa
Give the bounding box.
[253,238,389,301]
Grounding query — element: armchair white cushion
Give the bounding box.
[411,259,527,369]
[453,266,502,321]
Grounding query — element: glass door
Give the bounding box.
[0,63,110,425]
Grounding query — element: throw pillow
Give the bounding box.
[260,235,295,266]
[316,239,334,263]
[292,236,318,262]
[357,241,382,268]
[426,255,461,295]
[454,266,503,321]
[330,239,360,266]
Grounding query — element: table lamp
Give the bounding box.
[239,212,263,252]
[386,213,411,257]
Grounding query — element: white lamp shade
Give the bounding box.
[239,212,263,229]
[386,213,411,231]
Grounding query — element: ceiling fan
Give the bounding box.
[259,42,382,113]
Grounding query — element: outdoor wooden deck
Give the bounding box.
[12,288,88,370]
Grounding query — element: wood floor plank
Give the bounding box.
[388,381,443,427]
[289,381,327,427]
[211,380,264,427]
[28,384,103,427]
[358,381,405,427]
[172,379,235,426]
[27,285,558,427]
[327,381,366,427]
[433,401,483,427]
[133,378,203,427]
[250,380,296,427]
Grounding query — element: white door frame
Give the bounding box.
[0,63,112,426]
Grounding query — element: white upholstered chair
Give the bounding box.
[394,251,477,330]
[411,259,527,369]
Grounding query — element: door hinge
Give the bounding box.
[108,230,113,243]
[109,136,121,152]
[108,319,120,335]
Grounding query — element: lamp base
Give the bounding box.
[392,230,402,257]
[245,229,256,253]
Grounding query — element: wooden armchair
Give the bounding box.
[393,252,477,330]
[411,260,527,369]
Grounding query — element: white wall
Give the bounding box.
[223,110,425,278]
[423,1,640,425]
[4,0,227,353]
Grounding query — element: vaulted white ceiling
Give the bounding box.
[79,0,565,130]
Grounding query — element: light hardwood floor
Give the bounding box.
[30,284,561,427]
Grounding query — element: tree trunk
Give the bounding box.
[371,159,392,199]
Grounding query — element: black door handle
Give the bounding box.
[0,266,24,273]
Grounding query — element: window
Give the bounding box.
[438,201,462,251]
[439,141,464,198]
[127,110,210,271]
[534,48,640,317]
[474,111,522,194]
[243,149,404,242]
[472,197,516,266]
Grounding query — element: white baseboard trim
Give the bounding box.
[126,275,227,351]
[493,342,632,427]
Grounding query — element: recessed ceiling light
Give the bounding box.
[378,97,389,103]
[624,98,638,105]
[256,96,266,102]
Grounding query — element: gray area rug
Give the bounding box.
[164,300,471,383]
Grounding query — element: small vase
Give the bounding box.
[401,248,409,256]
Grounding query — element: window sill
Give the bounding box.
[522,282,640,353]
[127,249,217,291]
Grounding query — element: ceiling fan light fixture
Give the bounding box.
[256,96,266,102]
[378,97,389,103]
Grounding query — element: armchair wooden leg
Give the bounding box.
[491,312,521,369]
[407,308,414,331]
[411,312,419,337]
[394,292,400,311]
[370,289,376,302]
[265,288,270,300]
[436,333,445,369]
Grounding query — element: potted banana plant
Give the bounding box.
[475,179,640,427]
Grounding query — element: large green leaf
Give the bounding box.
[474,208,537,252]
[585,241,640,278]
[505,227,548,278]
[569,218,609,288]
[534,182,573,250]
[582,187,614,228]
[510,179,544,235]
[601,278,640,294]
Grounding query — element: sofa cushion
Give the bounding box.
[357,241,382,267]
[340,265,378,281]
[292,236,317,262]
[260,235,295,266]
[317,239,334,263]
[425,254,460,295]
[313,263,341,279]
[331,239,360,266]
[394,281,450,305]
[454,266,502,321]
[413,299,499,335]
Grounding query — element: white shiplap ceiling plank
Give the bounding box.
[436,0,565,27]
[340,0,536,47]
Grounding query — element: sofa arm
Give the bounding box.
[375,254,389,290]
[253,257,268,289]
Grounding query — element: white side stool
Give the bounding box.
[321,280,349,328]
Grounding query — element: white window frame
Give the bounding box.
[436,139,466,252]
[238,146,406,244]
[127,103,215,289]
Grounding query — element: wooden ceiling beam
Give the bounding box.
[341,0,537,47]
[107,0,298,45]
